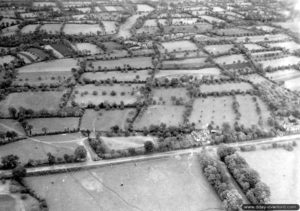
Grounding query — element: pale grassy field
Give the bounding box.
[200,15,225,23]
[269,41,300,52]
[0,119,25,136]
[17,58,77,73]
[240,146,300,204]
[259,56,300,69]
[20,24,39,34]
[200,82,252,93]
[63,24,103,35]
[75,43,102,55]
[161,40,198,52]
[25,154,223,211]
[0,55,15,65]
[137,4,154,12]
[189,96,235,129]
[244,43,265,51]
[101,136,156,150]
[235,34,291,43]
[152,88,189,105]
[171,18,198,25]
[134,105,186,129]
[80,109,136,131]
[102,21,118,34]
[266,69,300,81]
[214,54,246,65]
[204,44,234,54]
[155,68,221,79]
[90,57,153,70]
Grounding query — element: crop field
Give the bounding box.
[258,56,300,69]
[136,4,154,12]
[17,53,32,64]
[102,21,118,34]
[162,57,209,69]
[161,40,198,52]
[134,105,186,129]
[19,51,39,62]
[154,67,221,79]
[81,70,151,82]
[244,43,265,51]
[17,58,77,73]
[200,15,225,23]
[0,138,76,164]
[75,43,102,55]
[20,24,39,34]
[200,81,253,93]
[26,117,80,135]
[101,136,156,150]
[136,26,159,35]
[240,146,300,204]
[189,96,235,129]
[204,44,234,55]
[80,109,136,132]
[40,23,63,34]
[0,91,65,117]
[63,24,103,35]
[0,55,15,65]
[102,41,123,51]
[152,88,189,105]
[72,84,144,106]
[25,154,222,211]
[269,41,300,52]
[132,49,155,56]
[0,119,25,136]
[89,57,153,70]
[14,71,73,86]
[214,54,246,65]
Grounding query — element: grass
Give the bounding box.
[0,119,25,136]
[244,43,265,51]
[81,70,151,82]
[101,136,156,150]
[266,69,300,81]
[80,109,136,132]
[75,43,103,55]
[200,82,253,93]
[161,40,198,52]
[204,44,234,55]
[269,41,300,52]
[20,24,39,34]
[89,57,153,70]
[155,68,221,79]
[214,54,246,65]
[26,117,80,135]
[0,91,65,117]
[152,88,189,105]
[102,21,118,34]
[162,57,209,69]
[258,56,300,69]
[25,154,223,211]
[72,84,144,106]
[189,96,235,129]
[236,95,259,128]
[133,105,186,129]
[63,24,103,35]
[240,146,300,204]
[0,194,15,211]
[17,58,77,73]
[0,55,15,66]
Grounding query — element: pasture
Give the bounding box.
[0,55,15,66]
[44,45,64,59]
[63,24,103,35]
[75,43,103,55]
[133,105,185,129]
[89,57,153,70]
[189,96,235,129]
[162,57,209,69]
[26,117,80,135]
[101,136,156,150]
[171,18,198,25]
[20,24,39,34]
[200,81,253,93]
[81,70,151,82]
[235,34,291,43]
[136,4,154,12]
[72,84,144,106]
[80,109,136,132]
[40,23,63,34]
[269,41,300,52]
[0,91,65,117]
[152,88,190,105]
[266,69,300,82]
[25,154,223,211]
[244,43,265,51]
[0,119,25,136]
[236,95,260,128]
[258,56,300,69]
[154,67,221,79]
[102,21,118,34]
[17,58,77,73]
[240,146,300,204]
[204,44,234,55]
[214,54,246,65]
[200,15,225,23]
[161,40,198,52]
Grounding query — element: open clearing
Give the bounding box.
[200,81,252,93]
[152,88,189,105]
[189,96,235,129]
[26,117,80,135]
[101,136,156,151]
[155,67,221,79]
[258,56,300,69]
[240,146,300,204]
[0,91,65,117]
[25,154,223,211]
[102,21,118,34]
[17,58,77,73]
[63,24,103,35]
[72,84,143,106]
[81,70,151,82]
[90,57,153,70]
[161,40,198,53]
[133,105,185,129]
[80,109,136,132]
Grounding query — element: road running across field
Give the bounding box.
[1,133,300,177]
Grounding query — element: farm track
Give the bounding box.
[1,133,300,177]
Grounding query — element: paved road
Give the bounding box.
[1,133,300,177]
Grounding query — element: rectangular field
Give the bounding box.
[200,82,252,93]
[189,96,235,129]
[0,119,25,136]
[155,68,221,79]
[161,40,198,52]
[152,88,189,105]
[214,54,246,65]
[80,109,136,132]
[258,56,300,69]
[236,95,259,128]
[90,57,153,70]
[162,57,209,69]
[63,24,103,35]
[25,154,222,211]
[101,136,156,151]
[269,41,300,52]
[204,44,234,55]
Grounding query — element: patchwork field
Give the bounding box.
[81,70,151,82]
[63,24,103,35]
[17,58,78,73]
[214,54,246,65]
[75,43,102,55]
[0,91,65,117]
[101,136,156,151]
[44,45,64,58]
[235,34,291,43]
[240,146,300,204]
[189,96,235,129]
[204,44,234,55]
[80,109,136,132]
[20,24,39,34]
[89,57,153,70]
[244,43,265,51]
[269,41,300,52]
[161,40,198,52]
[102,21,118,34]
[26,117,80,135]
[25,154,223,211]
[200,81,252,93]
[266,69,300,82]
[155,68,221,79]
[152,88,189,105]
[162,57,209,69]
[236,95,259,128]
[258,56,300,69]
[0,119,25,136]
[200,15,225,23]
[137,4,154,12]
[71,84,144,106]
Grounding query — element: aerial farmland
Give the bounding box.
[0,0,300,210]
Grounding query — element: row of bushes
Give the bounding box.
[217,146,271,204]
